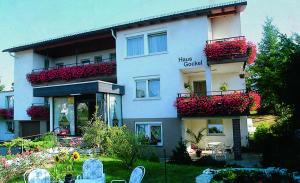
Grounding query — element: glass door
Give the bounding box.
[75,94,96,135]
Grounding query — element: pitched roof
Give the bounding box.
[3,0,246,53]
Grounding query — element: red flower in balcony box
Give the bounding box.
[176,92,257,117]
[248,91,261,111]
[47,69,60,81]
[26,106,49,119]
[247,42,257,65]
[0,108,14,119]
[84,64,98,77]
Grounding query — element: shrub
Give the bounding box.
[252,122,271,152]
[107,126,143,168]
[82,115,110,152]
[169,140,192,165]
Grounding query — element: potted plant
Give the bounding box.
[185,128,206,157]
[219,82,229,92]
[239,73,245,78]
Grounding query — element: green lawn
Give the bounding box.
[8,156,207,183]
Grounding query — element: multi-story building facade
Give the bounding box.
[3,0,257,158]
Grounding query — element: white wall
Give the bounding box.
[14,50,44,120]
[182,116,248,149]
[117,16,210,119]
[210,13,242,39]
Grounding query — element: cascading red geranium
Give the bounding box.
[0,108,13,119]
[248,91,261,111]
[204,37,257,64]
[26,62,116,84]
[26,106,50,119]
[175,92,260,116]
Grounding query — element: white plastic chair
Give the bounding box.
[76,158,105,183]
[24,168,51,183]
[111,166,145,183]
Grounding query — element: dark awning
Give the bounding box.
[33,80,125,97]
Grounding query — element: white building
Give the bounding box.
[3,0,255,159]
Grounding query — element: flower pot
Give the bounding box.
[196,149,202,157]
[64,174,74,183]
[239,73,245,78]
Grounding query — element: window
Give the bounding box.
[127,35,144,57]
[94,56,102,63]
[148,32,167,53]
[135,78,160,99]
[208,119,224,135]
[81,59,90,65]
[136,122,162,146]
[6,121,14,133]
[109,53,116,61]
[6,96,14,108]
[56,63,64,68]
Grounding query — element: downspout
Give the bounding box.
[9,52,16,58]
[111,29,116,40]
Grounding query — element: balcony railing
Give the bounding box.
[177,89,246,98]
[27,59,116,85]
[176,90,260,117]
[204,36,256,65]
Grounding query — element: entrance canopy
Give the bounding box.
[33,80,125,97]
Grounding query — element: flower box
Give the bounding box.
[26,106,49,120]
[204,37,257,64]
[175,91,260,116]
[0,108,13,119]
[27,62,116,85]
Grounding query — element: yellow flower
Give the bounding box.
[72,151,80,161]
[54,155,60,163]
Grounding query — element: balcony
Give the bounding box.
[0,108,13,119]
[204,36,256,65]
[176,90,260,117]
[27,59,116,85]
[26,104,50,120]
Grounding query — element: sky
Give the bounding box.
[0,0,299,90]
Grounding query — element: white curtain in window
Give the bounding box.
[136,80,146,98]
[127,36,144,56]
[148,79,160,97]
[148,33,167,53]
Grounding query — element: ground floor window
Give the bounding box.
[6,121,14,133]
[208,119,224,135]
[135,122,163,146]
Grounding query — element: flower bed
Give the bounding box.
[27,62,116,84]
[0,108,13,119]
[196,168,300,183]
[204,37,257,64]
[27,106,50,119]
[176,92,260,116]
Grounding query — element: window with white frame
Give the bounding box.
[135,78,160,99]
[208,119,224,135]
[136,122,163,146]
[127,35,144,57]
[148,32,167,54]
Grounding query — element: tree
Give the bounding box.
[247,18,292,114]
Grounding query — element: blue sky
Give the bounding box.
[0,0,299,90]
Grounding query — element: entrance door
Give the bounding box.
[193,81,206,96]
[75,94,96,135]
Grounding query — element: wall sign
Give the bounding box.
[178,57,203,67]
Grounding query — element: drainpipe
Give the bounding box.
[111,29,117,40]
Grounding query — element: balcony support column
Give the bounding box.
[232,118,242,160]
[205,66,213,95]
